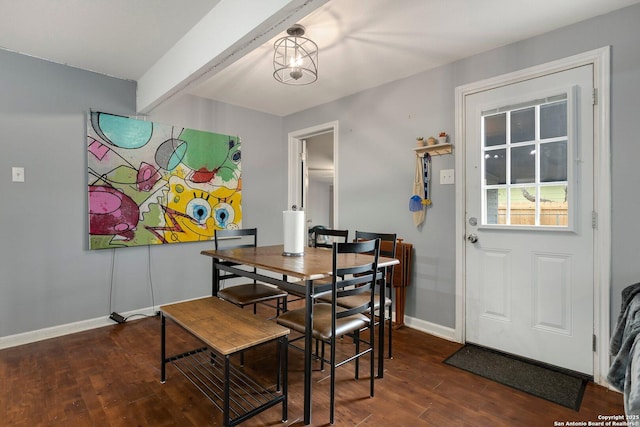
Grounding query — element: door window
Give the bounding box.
[481,93,571,228]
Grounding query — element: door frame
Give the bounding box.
[287,120,339,228]
[454,47,611,384]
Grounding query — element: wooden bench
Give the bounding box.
[160,297,290,427]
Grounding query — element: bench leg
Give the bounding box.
[224,354,231,427]
[276,343,281,392]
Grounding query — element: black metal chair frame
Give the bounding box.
[287,228,350,305]
[353,231,397,377]
[277,239,381,425]
[214,228,288,318]
[312,228,349,249]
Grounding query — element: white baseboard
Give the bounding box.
[2,303,458,350]
[0,306,158,350]
[402,314,458,342]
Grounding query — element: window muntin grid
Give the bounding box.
[481,94,571,228]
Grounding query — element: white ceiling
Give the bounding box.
[1,0,638,117]
[0,0,220,80]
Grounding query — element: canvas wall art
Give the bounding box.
[87,112,242,249]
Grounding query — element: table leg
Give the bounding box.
[281,335,289,422]
[388,276,394,359]
[378,270,386,378]
[161,313,166,383]
[304,279,313,425]
[394,286,406,328]
[212,258,221,296]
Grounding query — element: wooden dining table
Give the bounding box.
[201,244,399,425]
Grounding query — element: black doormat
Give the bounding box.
[443,344,590,411]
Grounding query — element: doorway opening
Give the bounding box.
[287,121,339,242]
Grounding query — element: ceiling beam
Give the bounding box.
[136,0,328,114]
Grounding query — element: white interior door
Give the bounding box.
[464,65,594,375]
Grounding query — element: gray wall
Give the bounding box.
[284,66,458,327]
[0,49,134,336]
[2,3,640,340]
[283,3,640,329]
[0,50,285,338]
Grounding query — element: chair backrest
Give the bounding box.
[214,227,258,250]
[313,228,349,249]
[331,239,381,320]
[354,231,397,258]
[355,230,397,285]
[214,228,258,282]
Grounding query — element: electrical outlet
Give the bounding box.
[12,167,24,182]
[440,169,454,185]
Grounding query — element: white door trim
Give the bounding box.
[454,46,611,384]
[287,121,339,227]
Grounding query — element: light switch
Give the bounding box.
[440,169,454,185]
[12,167,25,182]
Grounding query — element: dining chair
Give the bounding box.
[214,228,288,318]
[312,228,349,249]
[333,231,397,378]
[289,227,349,302]
[277,239,381,425]
[354,231,397,357]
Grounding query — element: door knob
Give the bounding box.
[467,233,478,243]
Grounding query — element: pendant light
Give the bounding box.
[273,24,318,85]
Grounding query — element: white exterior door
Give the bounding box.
[464,65,594,375]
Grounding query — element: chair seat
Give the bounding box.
[320,292,391,311]
[277,303,369,341]
[218,283,288,306]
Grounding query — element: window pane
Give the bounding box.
[510,107,535,143]
[481,95,572,229]
[485,149,506,185]
[511,145,535,184]
[540,101,567,139]
[484,113,506,147]
[510,187,536,225]
[486,188,506,225]
[540,140,567,182]
[539,185,568,226]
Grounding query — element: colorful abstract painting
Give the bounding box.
[87,112,242,249]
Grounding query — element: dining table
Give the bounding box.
[201,244,399,425]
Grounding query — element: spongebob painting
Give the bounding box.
[87,111,242,249]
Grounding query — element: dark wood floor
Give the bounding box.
[0,310,624,426]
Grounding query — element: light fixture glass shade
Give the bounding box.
[273,24,318,85]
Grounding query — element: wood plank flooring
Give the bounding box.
[0,312,624,426]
